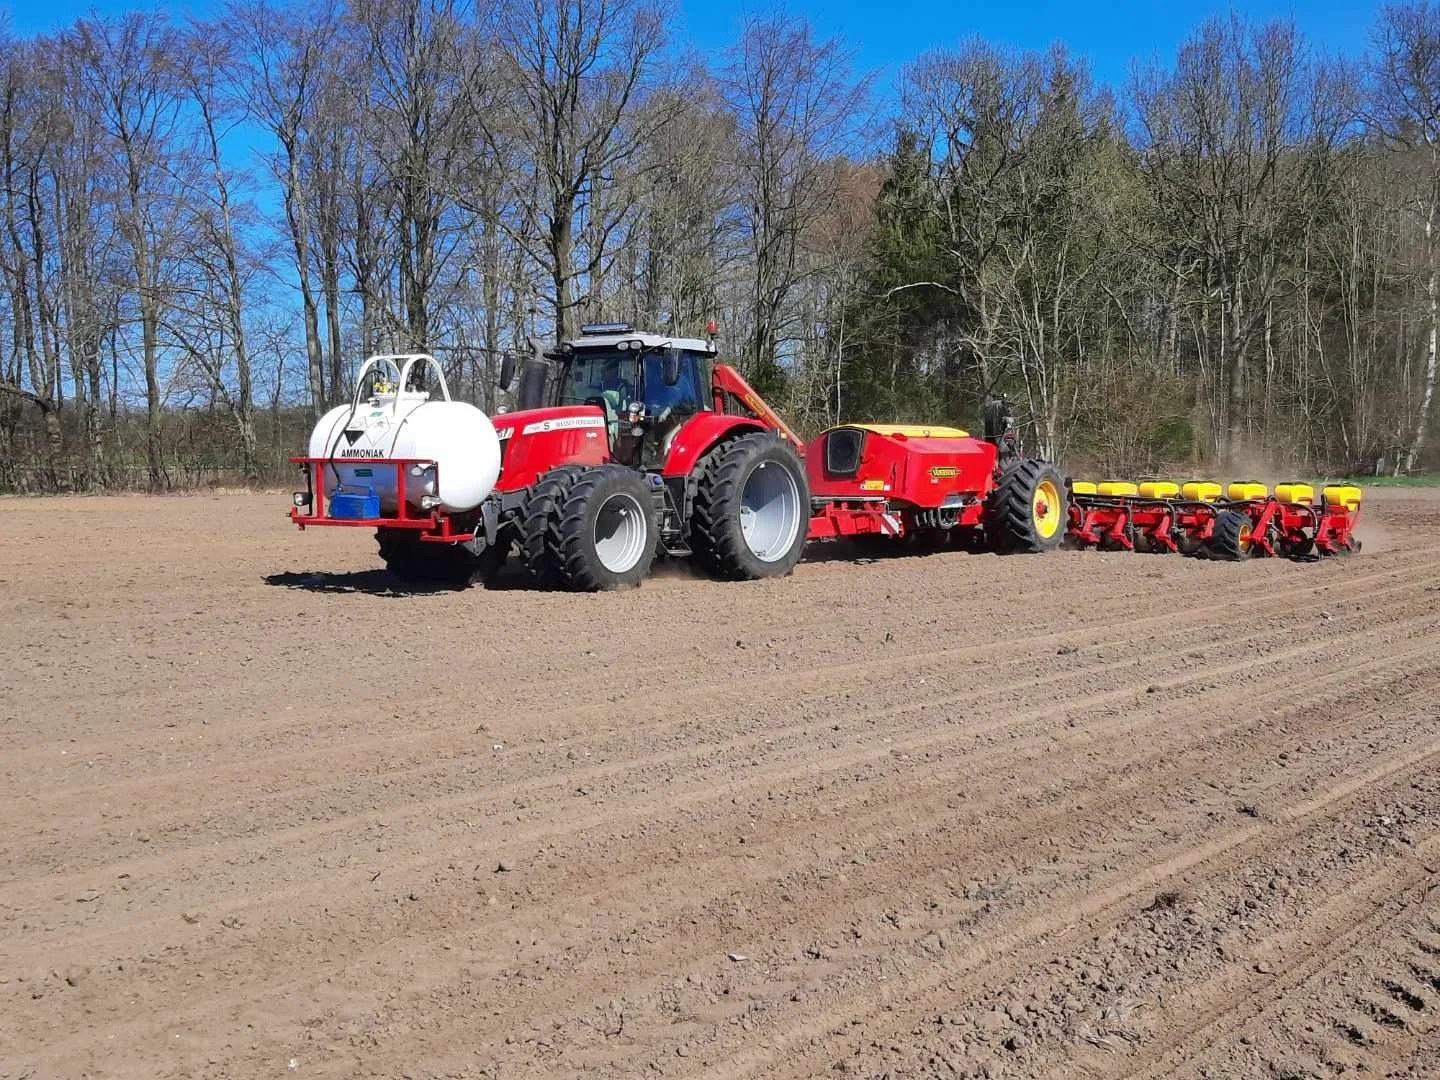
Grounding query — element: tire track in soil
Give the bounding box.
[5,551,1432,768]
[1123,864,1440,1079]
[386,652,1440,1080]
[20,614,1436,1078]
[705,742,1440,1080]
[5,569,1430,894]
[5,586,1434,979]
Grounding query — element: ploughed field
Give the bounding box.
[2,488,1439,1080]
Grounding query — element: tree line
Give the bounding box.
[3,0,1440,492]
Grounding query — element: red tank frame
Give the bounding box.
[289,457,478,541]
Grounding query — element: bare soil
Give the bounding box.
[2,489,1438,1080]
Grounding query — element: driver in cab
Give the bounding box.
[594,355,636,446]
[598,355,635,405]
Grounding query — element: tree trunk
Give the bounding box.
[284,141,326,418]
[141,281,164,491]
[551,196,575,342]
[1405,209,1438,473]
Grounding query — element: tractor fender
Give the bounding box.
[661,413,766,479]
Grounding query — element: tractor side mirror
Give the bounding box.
[499,352,516,392]
[661,349,680,387]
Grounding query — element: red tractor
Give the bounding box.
[289,324,1067,587]
[488,323,818,589]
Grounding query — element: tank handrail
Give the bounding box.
[348,354,452,415]
[395,355,451,415]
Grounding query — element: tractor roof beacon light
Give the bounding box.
[580,322,633,336]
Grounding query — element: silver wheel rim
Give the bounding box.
[594,492,647,573]
[739,459,802,562]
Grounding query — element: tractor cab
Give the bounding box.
[531,323,718,467]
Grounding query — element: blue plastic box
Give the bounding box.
[329,487,381,520]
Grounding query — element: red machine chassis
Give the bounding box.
[290,453,971,547]
[1067,490,1359,558]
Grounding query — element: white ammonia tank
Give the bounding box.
[307,355,501,515]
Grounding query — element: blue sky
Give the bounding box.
[4,0,1382,92]
[682,1,1379,88]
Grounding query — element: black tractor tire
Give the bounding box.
[1206,509,1255,561]
[554,465,658,591]
[690,432,810,580]
[1282,534,1315,559]
[474,533,510,585]
[984,459,1067,553]
[376,527,476,588]
[519,464,589,587]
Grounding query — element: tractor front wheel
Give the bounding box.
[985,459,1067,553]
[376,527,476,588]
[1206,509,1255,561]
[555,465,658,590]
[691,433,809,580]
[519,464,588,587]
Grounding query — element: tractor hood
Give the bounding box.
[493,404,606,443]
[492,404,610,493]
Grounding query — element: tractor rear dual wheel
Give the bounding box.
[985,459,1067,554]
[690,433,809,580]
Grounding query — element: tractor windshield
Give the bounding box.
[559,351,640,409]
[558,347,710,418]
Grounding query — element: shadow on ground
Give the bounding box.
[264,566,534,595]
[800,537,993,565]
[266,541,1009,594]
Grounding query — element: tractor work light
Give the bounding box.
[293,491,311,508]
[580,322,632,335]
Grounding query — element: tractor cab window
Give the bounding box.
[558,351,639,409]
[641,349,709,418]
[558,346,711,420]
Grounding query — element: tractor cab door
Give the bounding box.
[637,348,711,468]
[555,350,639,451]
